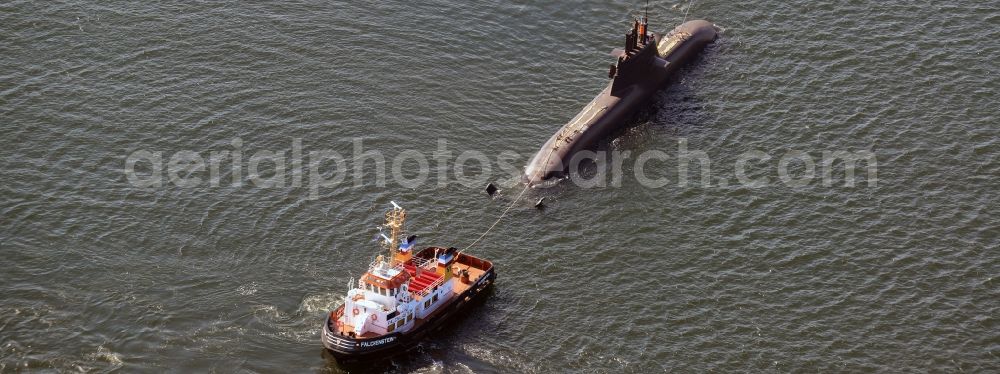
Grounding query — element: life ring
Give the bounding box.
[371,314,377,322]
[352,307,360,316]
[352,293,364,301]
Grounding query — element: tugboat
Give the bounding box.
[321,202,495,362]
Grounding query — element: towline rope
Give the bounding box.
[683,0,695,23]
[460,139,561,253]
[460,182,531,252]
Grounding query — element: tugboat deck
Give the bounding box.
[330,253,490,337]
[450,262,487,295]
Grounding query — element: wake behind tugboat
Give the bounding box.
[321,202,495,362]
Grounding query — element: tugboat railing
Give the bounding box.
[410,256,435,270]
[369,257,435,274]
[413,276,444,298]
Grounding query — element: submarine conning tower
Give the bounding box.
[522,18,718,186]
[609,16,660,96]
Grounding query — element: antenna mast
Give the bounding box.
[638,0,650,44]
[382,201,406,262]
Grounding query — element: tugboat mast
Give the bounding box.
[382,201,409,264]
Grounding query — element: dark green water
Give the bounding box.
[2,1,997,372]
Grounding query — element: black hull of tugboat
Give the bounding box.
[321,268,496,363]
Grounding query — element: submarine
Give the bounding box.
[523,17,718,186]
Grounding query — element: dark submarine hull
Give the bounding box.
[523,20,718,186]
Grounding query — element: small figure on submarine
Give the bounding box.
[522,16,718,186]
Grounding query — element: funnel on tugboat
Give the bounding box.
[523,18,718,186]
[321,202,495,362]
